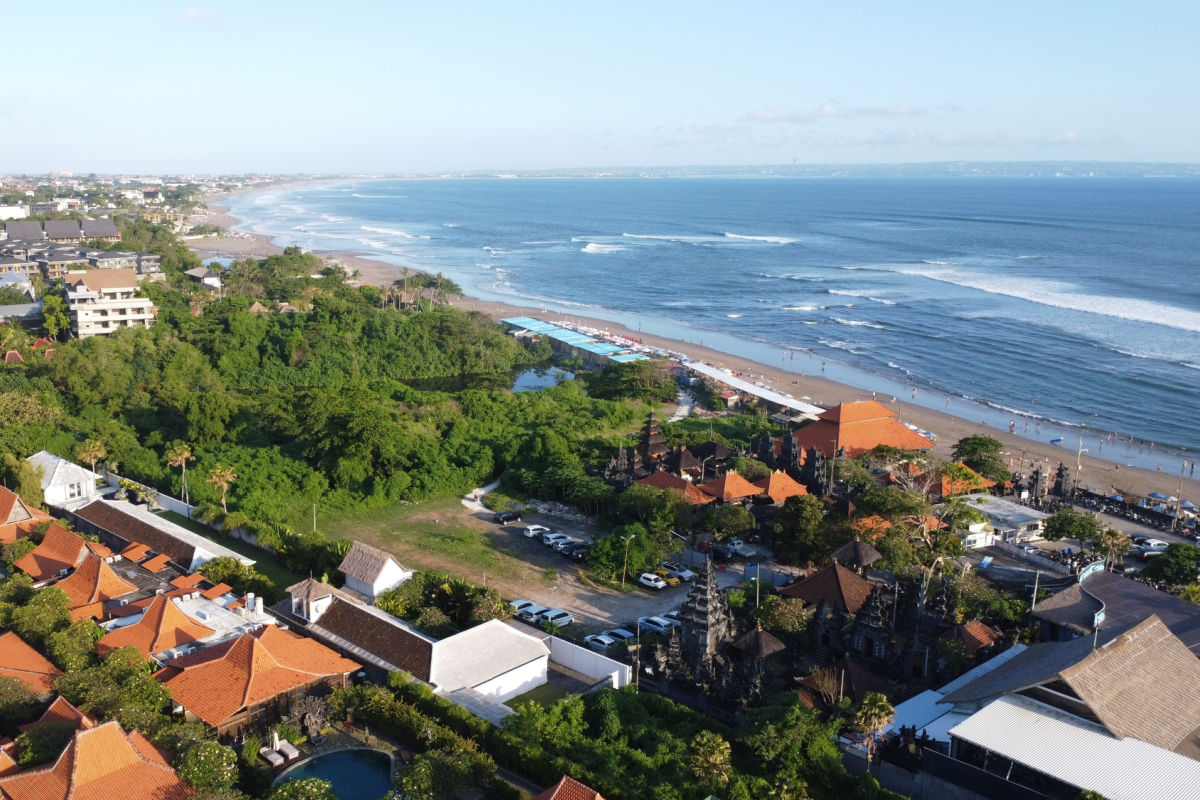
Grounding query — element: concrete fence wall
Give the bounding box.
[105,473,196,518]
[993,540,1070,574]
[547,637,631,688]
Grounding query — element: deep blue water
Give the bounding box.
[275,748,391,800]
[225,177,1200,467]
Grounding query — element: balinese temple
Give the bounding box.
[790,400,935,458]
[677,560,737,683]
[638,413,668,466]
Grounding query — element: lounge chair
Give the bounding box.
[276,739,301,760]
[259,747,285,767]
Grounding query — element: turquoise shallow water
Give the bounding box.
[275,748,392,800]
[225,176,1200,463]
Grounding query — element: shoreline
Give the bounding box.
[189,195,1200,508]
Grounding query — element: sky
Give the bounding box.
[3,1,1198,173]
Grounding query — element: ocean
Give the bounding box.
[223,176,1200,471]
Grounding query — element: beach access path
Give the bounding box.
[189,196,1200,511]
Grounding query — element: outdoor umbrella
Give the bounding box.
[1147,492,1168,500]
[1108,494,1125,502]
[1181,500,1196,509]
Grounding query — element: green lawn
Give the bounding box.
[318,497,525,581]
[504,681,573,709]
[156,510,305,589]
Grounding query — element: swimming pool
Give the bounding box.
[274,747,393,800]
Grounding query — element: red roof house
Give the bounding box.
[696,471,761,502]
[792,400,934,458]
[53,554,138,620]
[0,632,62,694]
[17,696,96,734]
[155,626,359,737]
[96,595,215,660]
[0,486,52,546]
[635,471,715,505]
[532,775,606,800]
[778,562,874,614]
[754,470,809,504]
[13,524,89,582]
[0,720,192,800]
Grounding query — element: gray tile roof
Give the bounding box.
[4,221,43,240]
[43,220,81,239]
[337,541,403,584]
[81,219,119,238]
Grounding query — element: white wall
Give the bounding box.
[548,638,632,688]
[473,656,548,702]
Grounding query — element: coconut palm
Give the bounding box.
[207,464,236,513]
[1095,527,1131,569]
[165,442,195,506]
[688,730,733,789]
[75,439,106,478]
[854,691,895,774]
[1178,583,1200,606]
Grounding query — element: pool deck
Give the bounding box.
[271,723,409,786]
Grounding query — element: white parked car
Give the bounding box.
[638,572,668,590]
[515,603,548,623]
[524,524,551,538]
[509,599,537,615]
[659,561,695,582]
[584,634,617,651]
[538,609,574,627]
[604,628,638,644]
[1138,538,1169,552]
[543,533,573,548]
[726,539,757,558]
[638,615,675,635]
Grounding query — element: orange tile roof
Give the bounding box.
[200,582,232,600]
[754,470,809,503]
[697,471,761,501]
[942,619,1003,655]
[0,486,52,546]
[0,632,62,693]
[778,562,873,613]
[140,554,171,572]
[169,572,206,590]
[0,749,16,777]
[930,462,997,498]
[532,775,606,800]
[635,472,715,505]
[908,514,949,531]
[17,696,95,733]
[0,720,191,800]
[96,595,215,660]
[13,524,87,582]
[54,554,138,618]
[84,541,112,559]
[793,401,935,458]
[155,627,359,728]
[121,543,151,562]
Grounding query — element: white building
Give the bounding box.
[959,494,1049,542]
[0,206,29,221]
[26,451,105,511]
[337,540,413,599]
[65,268,156,338]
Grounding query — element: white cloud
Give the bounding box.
[742,100,933,125]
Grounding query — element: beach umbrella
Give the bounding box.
[1181,500,1196,509]
[1108,494,1125,502]
[1147,491,1168,500]
[1167,495,1179,503]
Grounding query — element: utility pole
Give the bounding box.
[1174,462,1187,532]
[1074,439,1088,500]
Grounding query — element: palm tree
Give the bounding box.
[165,443,195,506]
[688,730,732,789]
[1178,583,1200,606]
[75,439,106,478]
[854,691,895,774]
[1095,527,1131,569]
[207,464,236,513]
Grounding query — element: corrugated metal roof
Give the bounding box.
[608,353,649,362]
[948,695,1200,800]
[575,341,623,355]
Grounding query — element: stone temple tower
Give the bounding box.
[678,559,737,681]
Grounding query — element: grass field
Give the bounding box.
[156,510,305,589]
[318,497,525,582]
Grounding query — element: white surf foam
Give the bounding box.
[724,232,797,244]
[726,313,743,318]
[781,304,826,311]
[834,318,885,329]
[361,225,430,239]
[581,242,624,254]
[352,193,408,198]
[443,223,458,228]
[896,265,1200,333]
[828,289,897,305]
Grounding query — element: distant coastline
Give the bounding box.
[190,187,1200,506]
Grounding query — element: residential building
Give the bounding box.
[156,626,359,739]
[337,540,412,599]
[13,524,106,584]
[71,498,254,571]
[64,269,155,338]
[958,494,1049,542]
[43,220,82,243]
[790,400,936,458]
[532,776,606,800]
[26,451,104,511]
[17,696,95,735]
[53,553,138,620]
[0,485,53,546]
[183,266,222,289]
[0,720,192,800]
[3,221,43,241]
[0,631,62,694]
[97,591,276,663]
[0,205,29,221]
[80,218,120,242]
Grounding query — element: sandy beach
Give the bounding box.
[188,195,1200,510]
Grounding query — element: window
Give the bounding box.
[66,482,83,499]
